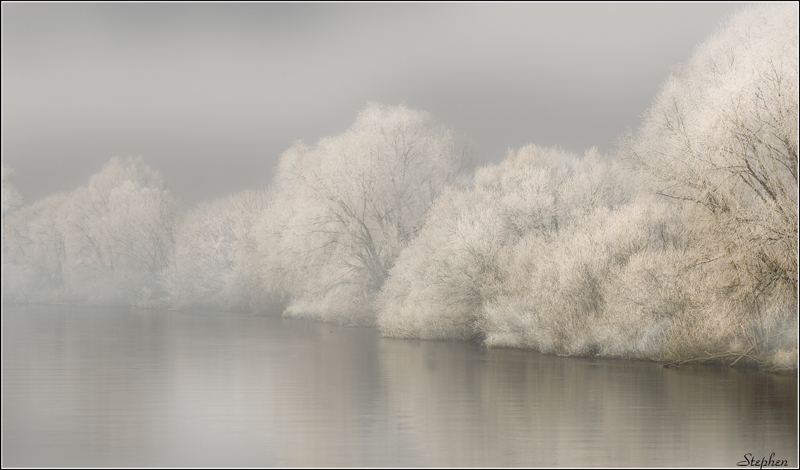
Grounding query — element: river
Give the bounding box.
[2,305,797,467]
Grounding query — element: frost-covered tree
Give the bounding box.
[2,157,179,306]
[377,145,571,341]
[1,164,24,218]
[162,189,270,311]
[621,2,798,357]
[1,192,70,303]
[60,157,180,305]
[248,102,472,325]
[378,144,692,359]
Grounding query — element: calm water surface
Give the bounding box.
[2,305,797,467]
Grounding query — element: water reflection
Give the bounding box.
[2,306,797,467]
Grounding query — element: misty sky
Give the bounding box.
[3,3,746,205]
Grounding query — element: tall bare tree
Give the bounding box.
[621,3,798,352]
[249,102,472,324]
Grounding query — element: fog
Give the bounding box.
[3,3,744,204]
[2,3,797,371]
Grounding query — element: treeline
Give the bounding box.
[2,3,797,369]
[2,158,178,306]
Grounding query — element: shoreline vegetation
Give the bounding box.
[2,4,797,372]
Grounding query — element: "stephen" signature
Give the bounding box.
[737,453,789,468]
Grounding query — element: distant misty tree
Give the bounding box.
[249,102,472,324]
[162,189,269,311]
[61,157,180,305]
[1,164,24,218]
[2,157,179,306]
[621,2,798,355]
[1,192,70,303]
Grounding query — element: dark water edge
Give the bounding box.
[2,304,797,467]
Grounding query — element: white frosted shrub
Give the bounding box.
[378,188,493,340]
[378,145,575,339]
[379,144,699,360]
[162,190,269,311]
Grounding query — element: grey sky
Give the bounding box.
[2,3,745,205]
